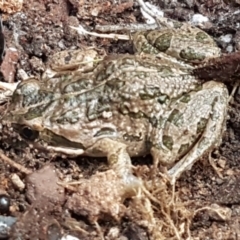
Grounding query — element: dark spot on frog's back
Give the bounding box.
[180,47,205,61]
[147,31,172,52]
[123,133,143,142]
[197,117,208,134]
[162,135,173,151]
[167,109,181,125]
[105,79,125,90]
[64,52,72,63]
[149,116,158,127]
[158,94,169,104]
[63,78,93,93]
[139,86,162,100]
[196,31,211,44]
[178,143,190,157]
[180,93,191,103]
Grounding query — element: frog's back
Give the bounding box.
[40,54,202,154]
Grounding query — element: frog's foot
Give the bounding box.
[86,138,142,195]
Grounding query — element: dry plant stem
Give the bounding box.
[71,26,130,40]
[64,218,89,234]
[194,205,231,221]
[94,221,105,240]
[228,82,239,104]
[161,206,181,240]
[168,183,176,207]
[208,152,223,179]
[95,23,159,32]
[142,185,183,239]
[57,181,80,192]
[0,150,32,175]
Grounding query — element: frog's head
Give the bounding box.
[3,78,86,156]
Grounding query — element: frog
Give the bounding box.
[1,29,229,186]
[1,23,229,187]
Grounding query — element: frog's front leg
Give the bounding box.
[85,138,142,195]
[150,81,229,185]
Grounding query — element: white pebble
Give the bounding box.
[191,14,209,25]
[219,34,233,43]
[226,45,233,53]
[11,174,25,191]
[61,235,80,240]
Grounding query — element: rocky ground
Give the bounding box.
[0,0,240,239]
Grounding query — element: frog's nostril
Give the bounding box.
[20,126,39,141]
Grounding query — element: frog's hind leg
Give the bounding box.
[167,81,229,184]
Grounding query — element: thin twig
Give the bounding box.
[95,23,159,32]
[0,150,32,175]
[70,25,130,40]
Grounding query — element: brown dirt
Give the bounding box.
[0,0,240,239]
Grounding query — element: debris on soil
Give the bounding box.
[10,202,63,240]
[0,0,23,14]
[0,48,19,83]
[65,169,130,223]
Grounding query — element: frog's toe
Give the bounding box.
[121,173,143,196]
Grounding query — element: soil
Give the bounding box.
[0,0,240,239]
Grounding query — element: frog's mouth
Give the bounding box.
[11,123,86,156]
[43,145,84,156]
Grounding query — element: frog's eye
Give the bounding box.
[20,126,39,141]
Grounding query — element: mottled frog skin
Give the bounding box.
[4,27,229,184]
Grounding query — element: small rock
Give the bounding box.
[61,235,80,240]
[10,164,65,240]
[0,48,19,83]
[10,174,25,191]
[191,14,209,25]
[25,164,65,204]
[0,195,10,214]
